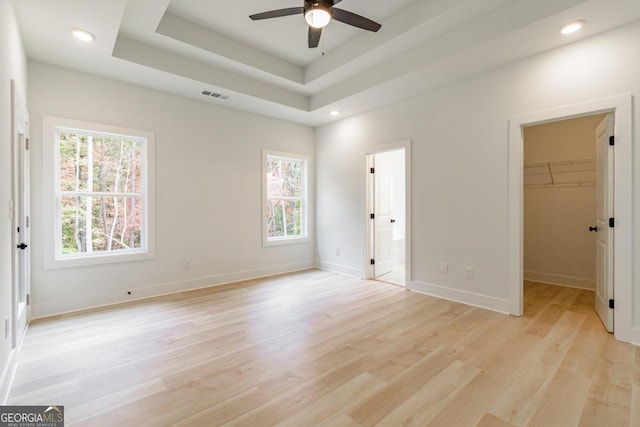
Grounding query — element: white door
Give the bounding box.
[594,114,614,332]
[374,154,393,277]
[11,80,30,347]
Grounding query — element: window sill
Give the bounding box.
[262,236,311,248]
[44,249,155,269]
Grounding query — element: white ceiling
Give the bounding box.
[12,0,640,126]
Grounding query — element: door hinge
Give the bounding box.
[609,136,615,146]
[25,138,29,150]
[370,259,375,265]
[370,167,375,174]
[26,294,30,306]
[609,218,615,228]
[609,299,614,309]
[370,213,375,220]
[26,216,29,228]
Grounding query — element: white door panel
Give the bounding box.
[374,158,393,277]
[594,114,614,332]
[11,80,30,347]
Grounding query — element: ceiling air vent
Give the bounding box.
[201,90,230,100]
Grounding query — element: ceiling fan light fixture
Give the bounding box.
[305,5,332,29]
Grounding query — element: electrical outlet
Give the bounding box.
[336,248,341,256]
[440,263,448,273]
[183,258,191,269]
[465,266,474,279]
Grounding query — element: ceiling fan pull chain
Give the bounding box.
[322,31,326,56]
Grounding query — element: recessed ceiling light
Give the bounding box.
[330,110,340,117]
[71,28,96,42]
[560,20,585,35]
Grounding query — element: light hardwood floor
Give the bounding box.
[8,271,640,426]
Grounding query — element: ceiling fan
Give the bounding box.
[249,0,382,48]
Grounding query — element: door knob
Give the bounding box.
[391,219,396,223]
[589,226,598,232]
[16,243,28,250]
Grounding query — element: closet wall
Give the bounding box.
[523,114,605,290]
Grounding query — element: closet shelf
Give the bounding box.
[524,159,596,188]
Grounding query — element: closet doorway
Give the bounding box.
[523,113,613,331]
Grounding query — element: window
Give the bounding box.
[43,117,155,268]
[262,150,309,246]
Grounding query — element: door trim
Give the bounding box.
[364,140,412,286]
[508,94,635,344]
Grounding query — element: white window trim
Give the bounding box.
[262,149,310,247]
[43,116,156,269]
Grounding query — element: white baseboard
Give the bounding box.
[0,322,27,405]
[409,280,511,315]
[0,348,17,405]
[32,261,315,319]
[615,326,640,346]
[317,260,362,278]
[524,271,595,290]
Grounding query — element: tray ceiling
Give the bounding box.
[12,0,640,126]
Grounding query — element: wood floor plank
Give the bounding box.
[523,302,565,338]
[489,310,586,426]
[316,413,361,427]
[425,332,543,426]
[559,313,610,379]
[578,395,630,427]
[476,412,517,427]
[348,346,454,425]
[67,379,167,425]
[526,369,591,427]
[630,384,640,427]
[274,372,384,427]
[635,347,640,383]
[222,354,371,427]
[7,272,638,426]
[374,359,481,427]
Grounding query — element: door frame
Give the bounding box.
[364,139,412,286]
[508,94,635,343]
[10,79,30,348]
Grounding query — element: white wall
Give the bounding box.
[316,21,640,326]
[0,0,28,398]
[523,115,603,290]
[28,62,315,318]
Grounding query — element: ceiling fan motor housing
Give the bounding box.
[304,1,333,15]
[304,0,335,11]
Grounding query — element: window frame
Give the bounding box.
[43,116,156,269]
[262,149,310,247]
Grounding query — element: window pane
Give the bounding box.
[59,132,143,195]
[60,195,88,254]
[59,133,89,192]
[266,199,303,239]
[60,196,142,254]
[92,137,143,194]
[266,158,304,198]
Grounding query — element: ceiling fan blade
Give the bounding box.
[331,8,382,32]
[308,27,322,48]
[249,7,304,21]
